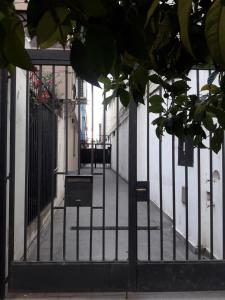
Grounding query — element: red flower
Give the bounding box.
[33,80,42,88]
[43,90,50,99]
[37,90,49,104]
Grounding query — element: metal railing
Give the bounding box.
[27,101,57,224]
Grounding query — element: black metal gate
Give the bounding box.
[8,50,130,293]
[1,50,225,297]
[80,143,111,167]
[0,70,9,300]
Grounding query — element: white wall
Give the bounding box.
[147,71,224,258]
[111,116,129,181]
[14,68,27,260]
[108,70,224,259]
[106,98,129,181]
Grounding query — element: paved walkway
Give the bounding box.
[26,168,200,261]
[7,291,225,299]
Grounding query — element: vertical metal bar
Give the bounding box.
[159,89,163,261]
[37,65,43,261]
[115,97,119,260]
[128,98,137,291]
[223,131,225,260]
[159,136,163,260]
[102,92,106,261]
[197,69,202,260]
[50,65,56,261]
[65,67,69,174]
[185,158,189,260]
[146,82,151,261]
[208,69,214,259]
[91,85,94,175]
[197,146,201,260]
[24,71,30,261]
[63,66,68,260]
[89,85,94,261]
[0,70,8,300]
[8,72,16,273]
[76,206,80,261]
[209,132,214,259]
[172,135,176,260]
[77,81,81,175]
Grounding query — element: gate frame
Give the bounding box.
[7,49,225,294]
[0,70,8,300]
[8,49,131,293]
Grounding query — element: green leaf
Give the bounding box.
[149,95,164,105]
[203,112,215,131]
[194,104,206,121]
[201,84,210,91]
[153,117,166,138]
[149,104,164,113]
[152,116,165,126]
[4,35,33,70]
[148,95,164,113]
[85,25,116,76]
[175,95,188,106]
[149,74,161,84]
[193,135,207,148]
[155,126,163,138]
[178,0,194,57]
[118,88,130,107]
[201,84,220,94]
[170,80,190,95]
[165,118,175,134]
[37,11,57,47]
[211,127,224,153]
[149,74,171,90]
[205,0,225,66]
[1,15,33,70]
[37,7,69,48]
[145,0,159,28]
[27,0,46,38]
[129,65,148,104]
[131,66,148,89]
[98,75,111,89]
[70,38,100,87]
[215,108,225,128]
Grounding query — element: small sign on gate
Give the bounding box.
[136,181,149,202]
[65,175,93,207]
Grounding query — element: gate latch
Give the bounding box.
[136,181,149,202]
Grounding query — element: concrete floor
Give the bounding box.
[26,168,200,261]
[7,291,225,299]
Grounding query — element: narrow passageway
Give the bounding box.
[26,168,202,262]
